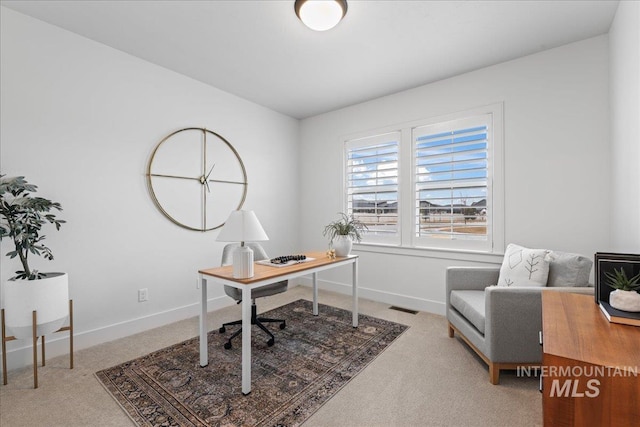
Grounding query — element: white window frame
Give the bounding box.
[344,131,401,246]
[342,103,504,254]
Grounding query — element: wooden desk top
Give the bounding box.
[542,291,640,371]
[199,251,357,284]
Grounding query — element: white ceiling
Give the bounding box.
[1,0,619,119]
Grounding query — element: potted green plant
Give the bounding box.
[0,175,68,338]
[323,212,367,256]
[605,268,640,312]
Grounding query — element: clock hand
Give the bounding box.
[208,178,247,185]
[202,164,215,192]
[149,173,200,181]
[205,163,216,180]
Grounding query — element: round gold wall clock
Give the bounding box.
[145,127,247,231]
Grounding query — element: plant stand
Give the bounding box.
[1,300,74,389]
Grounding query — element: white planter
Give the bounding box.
[609,289,640,312]
[332,235,353,257]
[3,272,69,339]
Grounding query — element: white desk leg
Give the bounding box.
[199,276,208,367]
[312,272,318,315]
[352,259,359,327]
[241,287,252,395]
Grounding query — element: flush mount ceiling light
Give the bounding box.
[294,0,348,31]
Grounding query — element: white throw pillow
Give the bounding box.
[498,243,551,287]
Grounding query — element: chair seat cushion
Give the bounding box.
[450,290,486,334]
[224,280,288,301]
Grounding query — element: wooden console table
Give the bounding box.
[541,291,640,426]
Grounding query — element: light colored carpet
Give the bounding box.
[0,286,542,426]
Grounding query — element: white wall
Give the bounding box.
[1,5,626,372]
[0,8,299,369]
[299,36,611,313]
[609,0,640,252]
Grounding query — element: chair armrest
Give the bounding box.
[446,267,500,293]
[484,286,545,362]
[484,286,594,362]
[446,266,500,311]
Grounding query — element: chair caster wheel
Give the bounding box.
[219,326,226,333]
[224,341,232,350]
[267,338,275,347]
[279,322,286,330]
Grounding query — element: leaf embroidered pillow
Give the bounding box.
[498,243,551,287]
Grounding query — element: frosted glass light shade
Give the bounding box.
[217,210,269,242]
[295,0,348,32]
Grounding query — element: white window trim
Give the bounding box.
[342,103,505,255]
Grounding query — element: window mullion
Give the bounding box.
[397,127,411,247]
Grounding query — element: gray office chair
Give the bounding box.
[218,243,288,349]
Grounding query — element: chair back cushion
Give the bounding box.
[221,243,288,301]
[221,242,269,266]
[547,251,593,287]
[223,281,288,301]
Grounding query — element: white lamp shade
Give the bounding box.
[216,210,269,242]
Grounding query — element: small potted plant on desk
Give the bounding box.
[323,212,367,257]
[0,175,71,387]
[606,268,640,312]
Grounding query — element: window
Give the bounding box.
[345,132,400,245]
[344,104,503,253]
[413,115,491,251]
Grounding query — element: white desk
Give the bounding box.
[198,251,359,395]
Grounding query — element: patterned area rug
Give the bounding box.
[96,299,408,427]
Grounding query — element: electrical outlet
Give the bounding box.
[138,288,148,302]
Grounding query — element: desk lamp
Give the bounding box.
[216,210,269,279]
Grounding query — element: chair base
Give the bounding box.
[448,321,539,385]
[219,301,285,349]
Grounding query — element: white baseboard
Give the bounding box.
[296,277,445,316]
[2,282,445,374]
[1,295,233,373]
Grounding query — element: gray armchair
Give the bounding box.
[446,264,593,384]
[218,243,288,349]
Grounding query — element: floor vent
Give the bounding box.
[389,306,419,314]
